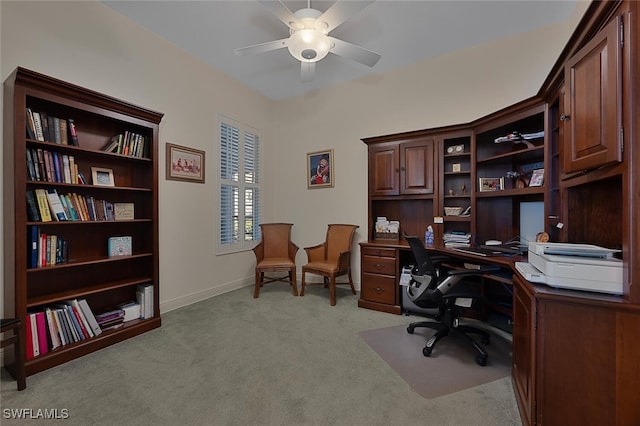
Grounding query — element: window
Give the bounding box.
[217,115,261,254]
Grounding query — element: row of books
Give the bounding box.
[26,108,79,146]
[444,231,471,248]
[101,131,149,158]
[25,299,101,360]
[27,188,116,223]
[28,226,68,268]
[26,147,86,184]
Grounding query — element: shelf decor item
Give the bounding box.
[444,207,463,216]
[91,167,115,187]
[307,149,334,189]
[108,236,132,257]
[479,177,504,192]
[529,169,545,187]
[166,143,205,183]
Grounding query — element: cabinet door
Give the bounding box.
[512,277,535,426]
[369,144,400,196]
[400,139,435,195]
[563,15,622,173]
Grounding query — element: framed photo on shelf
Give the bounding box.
[91,167,115,187]
[479,177,504,192]
[307,149,334,189]
[529,168,545,187]
[166,143,205,183]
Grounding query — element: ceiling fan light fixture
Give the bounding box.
[287,29,331,63]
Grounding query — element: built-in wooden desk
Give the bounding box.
[358,239,640,425]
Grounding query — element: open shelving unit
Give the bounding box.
[3,67,163,376]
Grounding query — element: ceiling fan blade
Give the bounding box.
[301,62,315,82]
[328,37,381,67]
[317,0,375,32]
[258,0,301,29]
[234,38,289,56]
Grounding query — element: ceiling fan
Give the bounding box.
[234,0,381,82]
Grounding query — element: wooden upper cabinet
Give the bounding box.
[562,14,623,173]
[400,139,435,195]
[369,144,400,196]
[368,138,435,196]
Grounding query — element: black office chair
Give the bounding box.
[403,234,505,366]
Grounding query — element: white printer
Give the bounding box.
[515,242,623,295]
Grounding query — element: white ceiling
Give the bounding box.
[103,1,579,101]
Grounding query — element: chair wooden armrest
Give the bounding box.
[304,243,326,262]
[253,241,265,262]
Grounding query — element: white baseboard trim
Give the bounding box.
[160,278,253,314]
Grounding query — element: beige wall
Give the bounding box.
[1,1,589,315]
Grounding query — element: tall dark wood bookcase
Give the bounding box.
[3,67,163,376]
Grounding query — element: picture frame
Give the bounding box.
[166,143,205,183]
[529,168,545,187]
[478,177,504,192]
[91,167,115,187]
[452,163,461,173]
[307,149,334,189]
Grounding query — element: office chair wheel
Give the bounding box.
[475,354,487,366]
[407,325,415,334]
[422,346,433,357]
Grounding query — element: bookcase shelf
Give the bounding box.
[4,67,163,376]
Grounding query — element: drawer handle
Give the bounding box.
[375,287,384,293]
[374,263,384,269]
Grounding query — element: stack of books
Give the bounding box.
[443,232,471,248]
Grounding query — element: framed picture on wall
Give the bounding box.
[307,149,334,189]
[166,143,205,183]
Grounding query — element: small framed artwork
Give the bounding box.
[91,167,115,187]
[529,169,545,187]
[166,143,205,183]
[307,149,334,189]
[479,177,504,192]
[452,163,461,173]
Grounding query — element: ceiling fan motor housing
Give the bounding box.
[287,8,332,63]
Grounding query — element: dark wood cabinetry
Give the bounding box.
[3,67,162,376]
[562,13,623,174]
[368,137,435,196]
[358,244,401,314]
[513,276,640,425]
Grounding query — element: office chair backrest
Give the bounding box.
[404,235,443,305]
[404,235,438,278]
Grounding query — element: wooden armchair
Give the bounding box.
[253,223,299,298]
[300,224,359,306]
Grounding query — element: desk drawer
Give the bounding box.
[361,273,397,304]
[362,255,396,276]
[361,247,396,258]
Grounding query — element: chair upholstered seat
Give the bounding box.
[257,258,296,268]
[253,223,299,298]
[300,224,359,306]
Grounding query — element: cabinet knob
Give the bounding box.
[374,263,383,269]
[400,166,405,171]
[560,113,570,121]
[395,168,400,173]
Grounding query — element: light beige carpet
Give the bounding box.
[359,323,512,399]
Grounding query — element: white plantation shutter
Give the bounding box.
[218,116,262,253]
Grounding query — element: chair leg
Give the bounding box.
[300,269,306,296]
[254,269,262,298]
[329,276,337,306]
[290,268,299,296]
[347,270,356,295]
